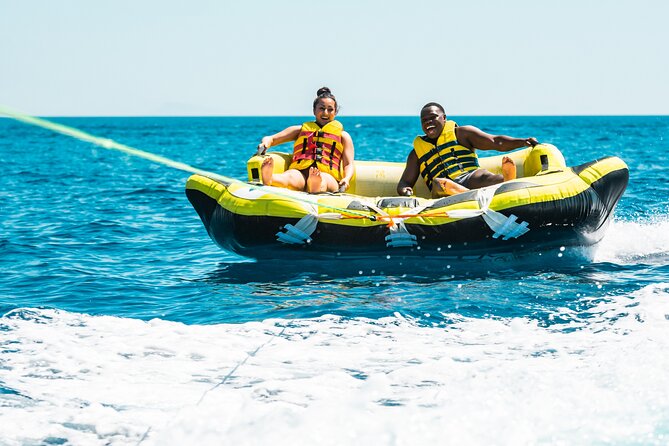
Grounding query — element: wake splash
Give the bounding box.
[594,217,669,264]
[2,284,669,445]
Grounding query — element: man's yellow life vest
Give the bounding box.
[413,120,479,189]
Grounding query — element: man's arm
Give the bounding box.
[458,125,538,152]
[397,150,420,196]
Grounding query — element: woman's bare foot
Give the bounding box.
[432,177,468,197]
[261,157,274,185]
[306,167,323,193]
[502,156,516,181]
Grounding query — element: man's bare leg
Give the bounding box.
[502,156,517,181]
[432,177,469,198]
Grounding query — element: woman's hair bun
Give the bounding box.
[313,86,339,113]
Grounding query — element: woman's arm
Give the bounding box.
[338,131,355,191]
[257,125,302,154]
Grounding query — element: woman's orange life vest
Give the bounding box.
[289,120,344,181]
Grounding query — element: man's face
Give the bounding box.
[420,106,446,140]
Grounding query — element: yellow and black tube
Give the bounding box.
[186,146,628,260]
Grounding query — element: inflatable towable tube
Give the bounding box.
[186,144,628,260]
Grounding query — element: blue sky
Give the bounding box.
[2,0,668,116]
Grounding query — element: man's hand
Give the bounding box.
[525,137,539,147]
[399,186,413,196]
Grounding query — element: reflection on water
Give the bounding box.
[176,244,668,328]
[201,246,596,285]
[181,247,615,326]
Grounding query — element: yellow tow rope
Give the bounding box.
[0,106,378,220]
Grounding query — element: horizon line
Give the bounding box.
[2,113,668,119]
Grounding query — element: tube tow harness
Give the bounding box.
[273,183,529,246]
[276,213,319,244]
[361,201,430,249]
[447,185,530,240]
[275,202,343,245]
[385,221,418,248]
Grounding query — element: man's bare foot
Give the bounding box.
[432,177,468,197]
[502,156,516,181]
[261,157,274,185]
[306,167,323,193]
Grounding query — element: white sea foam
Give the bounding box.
[594,217,669,264]
[2,284,669,445]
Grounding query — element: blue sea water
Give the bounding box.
[1,115,669,445]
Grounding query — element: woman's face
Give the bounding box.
[313,98,337,126]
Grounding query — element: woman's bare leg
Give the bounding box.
[307,168,340,193]
[262,161,306,191]
[261,157,275,185]
[306,167,322,193]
